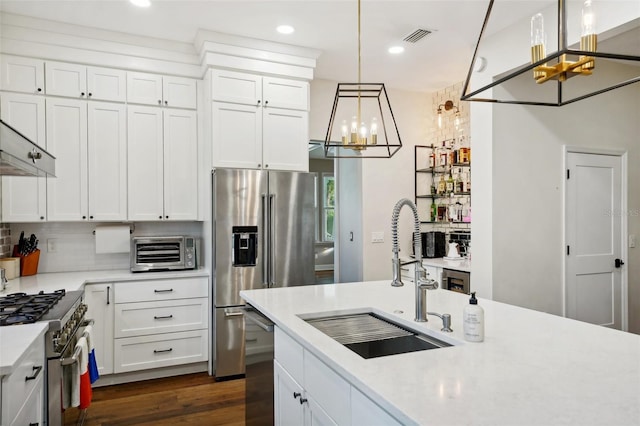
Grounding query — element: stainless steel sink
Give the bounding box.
[304,312,451,359]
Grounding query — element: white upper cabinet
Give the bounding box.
[211,69,309,172]
[45,61,126,101]
[127,72,196,109]
[211,69,261,105]
[127,105,197,221]
[0,93,47,222]
[0,56,45,94]
[87,102,128,220]
[46,98,88,221]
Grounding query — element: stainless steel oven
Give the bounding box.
[442,268,471,294]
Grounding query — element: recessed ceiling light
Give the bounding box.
[388,46,405,54]
[276,25,295,35]
[130,0,151,7]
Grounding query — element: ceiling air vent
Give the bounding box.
[403,29,433,43]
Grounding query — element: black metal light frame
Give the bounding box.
[324,83,403,159]
[461,0,640,106]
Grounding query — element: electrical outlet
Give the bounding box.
[47,239,57,253]
[371,232,384,243]
[629,234,636,248]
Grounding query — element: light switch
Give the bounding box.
[629,234,636,248]
[372,232,384,243]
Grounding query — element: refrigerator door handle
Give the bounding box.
[269,193,276,287]
[261,193,269,287]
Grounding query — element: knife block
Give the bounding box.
[12,246,40,276]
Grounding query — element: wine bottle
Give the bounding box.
[446,171,454,194]
[437,174,446,195]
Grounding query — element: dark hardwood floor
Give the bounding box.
[64,373,245,426]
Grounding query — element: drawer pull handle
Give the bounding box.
[224,311,244,318]
[153,348,173,354]
[245,337,258,343]
[25,365,43,381]
[154,289,174,293]
[154,314,173,320]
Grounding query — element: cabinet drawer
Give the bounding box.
[114,329,207,373]
[274,327,303,385]
[115,298,208,338]
[1,336,45,423]
[114,277,208,303]
[304,351,350,426]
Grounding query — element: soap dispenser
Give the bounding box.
[463,292,484,342]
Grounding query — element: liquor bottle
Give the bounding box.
[430,201,437,222]
[429,150,435,169]
[446,171,454,194]
[437,174,446,194]
[455,168,464,193]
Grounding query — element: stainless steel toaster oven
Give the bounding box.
[131,236,198,272]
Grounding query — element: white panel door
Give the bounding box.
[211,69,261,105]
[163,109,197,220]
[88,102,127,221]
[274,360,305,426]
[162,76,197,109]
[87,66,126,102]
[262,108,308,172]
[212,101,262,169]
[84,283,115,375]
[45,61,87,98]
[0,56,44,94]
[566,152,623,329]
[127,105,164,221]
[263,77,309,111]
[127,72,163,106]
[0,93,47,222]
[46,98,88,221]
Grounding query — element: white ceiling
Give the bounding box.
[0,0,543,93]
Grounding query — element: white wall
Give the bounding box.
[491,71,640,330]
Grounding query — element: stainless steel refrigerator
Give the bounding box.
[212,168,316,379]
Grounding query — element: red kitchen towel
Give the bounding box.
[76,336,93,409]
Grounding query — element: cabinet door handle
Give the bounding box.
[257,100,261,106]
[37,88,42,92]
[154,314,173,320]
[264,100,269,106]
[299,397,308,405]
[153,348,173,354]
[81,92,85,97]
[106,286,110,305]
[154,288,174,293]
[164,100,168,105]
[25,365,43,381]
[88,92,92,97]
[293,392,301,399]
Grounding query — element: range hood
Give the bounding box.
[0,119,55,177]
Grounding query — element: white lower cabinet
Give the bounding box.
[84,283,115,376]
[274,327,401,426]
[112,277,208,374]
[1,333,45,426]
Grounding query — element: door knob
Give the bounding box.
[615,258,625,268]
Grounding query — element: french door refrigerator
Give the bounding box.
[212,168,316,379]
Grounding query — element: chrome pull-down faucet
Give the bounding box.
[390,198,439,322]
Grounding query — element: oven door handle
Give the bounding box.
[59,318,96,366]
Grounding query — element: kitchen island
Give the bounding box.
[240,280,640,425]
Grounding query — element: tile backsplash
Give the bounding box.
[0,223,11,257]
[8,222,204,273]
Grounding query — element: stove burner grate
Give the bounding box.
[0,289,66,326]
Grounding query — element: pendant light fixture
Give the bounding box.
[461,0,640,106]
[324,0,402,158]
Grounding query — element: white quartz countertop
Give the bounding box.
[241,281,640,426]
[0,322,48,376]
[0,268,209,296]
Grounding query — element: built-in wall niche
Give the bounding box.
[8,221,204,273]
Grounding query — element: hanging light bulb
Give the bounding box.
[359,122,368,144]
[341,120,349,145]
[350,116,358,144]
[453,111,461,130]
[581,0,597,70]
[370,117,378,145]
[531,13,546,80]
[437,108,443,129]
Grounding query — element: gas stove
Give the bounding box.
[0,289,67,325]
